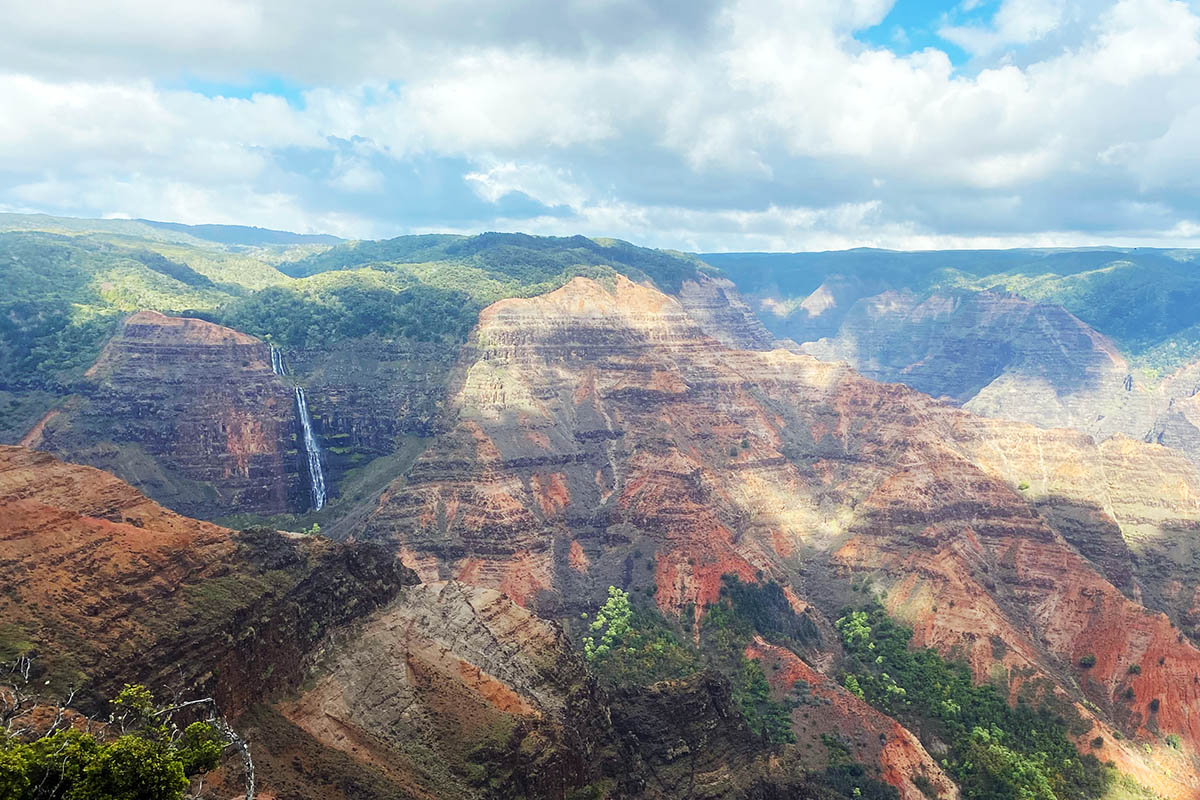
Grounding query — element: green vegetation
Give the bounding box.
[732,656,795,743]
[280,231,713,294]
[0,685,226,800]
[836,603,1109,800]
[717,574,819,645]
[582,587,700,686]
[820,734,902,800]
[580,578,817,747]
[1080,655,1097,669]
[205,279,477,349]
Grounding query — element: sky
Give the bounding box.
[2,0,1200,251]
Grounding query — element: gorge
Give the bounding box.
[4,216,1200,800]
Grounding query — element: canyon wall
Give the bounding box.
[359,275,1200,797]
[800,289,1200,467]
[21,311,304,517]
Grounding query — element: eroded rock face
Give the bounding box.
[745,638,957,800]
[22,311,303,517]
[801,289,1200,467]
[360,275,1200,797]
[274,581,618,799]
[268,580,896,800]
[677,274,778,351]
[0,444,414,713]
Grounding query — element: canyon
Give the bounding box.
[360,275,1200,797]
[7,223,1200,799]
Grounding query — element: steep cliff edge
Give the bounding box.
[359,275,1200,798]
[0,444,414,714]
[21,311,304,517]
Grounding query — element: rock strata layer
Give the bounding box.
[22,311,302,516]
[361,275,1200,798]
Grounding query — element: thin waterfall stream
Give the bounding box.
[270,346,327,510]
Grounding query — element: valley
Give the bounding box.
[4,216,1200,799]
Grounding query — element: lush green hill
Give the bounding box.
[281,231,714,293]
[0,217,719,441]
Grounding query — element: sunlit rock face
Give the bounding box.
[676,273,778,350]
[22,311,304,517]
[360,275,1200,798]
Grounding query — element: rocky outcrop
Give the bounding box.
[21,311,304,517]
[272,581,626,799]
[677,273,778,350]
[0,444,415,714]
[359,275,1200,797]
[745,638,957,800]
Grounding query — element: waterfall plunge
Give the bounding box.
[271,346,327,511]
[270,345,286,376]
[294,386,327,510]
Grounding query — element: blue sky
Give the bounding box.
[2,0,1200,250]
[856,0,976,61]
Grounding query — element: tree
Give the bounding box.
[0,659,253,800]
[583,587,632,661]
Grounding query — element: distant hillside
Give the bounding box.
[136,218,342,246]
[0,212,341,247]
[281,231,713,293]
[703,247,1200,371]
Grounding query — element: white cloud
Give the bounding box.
[1,0,1199,249]
[465,161,590,209]
[940,0,1067,55]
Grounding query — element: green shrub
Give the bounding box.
[1079,654,1097,668]
[0,685,228,800]
[835,603,1110,800]
[1127,663,1141,675]
[582,587,700,686]
[733,657,795,744]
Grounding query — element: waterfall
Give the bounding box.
[270,346,286,376]
[294,386,327,511]
[272,345,326,510]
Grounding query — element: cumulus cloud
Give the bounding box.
[2,0,1200,249]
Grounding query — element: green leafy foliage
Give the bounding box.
[582,587,700,686]
[280,231,711,294]
[835,604,1109,800]
[207,281,477,349]
[732,656,795,744]
[0,685,227,800]
[718,574,819,645]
